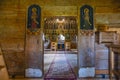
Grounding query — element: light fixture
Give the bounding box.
[62,19,65,22]
[56,18,59,22]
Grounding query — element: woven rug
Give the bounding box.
[44,52,76,80]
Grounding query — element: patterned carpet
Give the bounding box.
[44,51,77,80]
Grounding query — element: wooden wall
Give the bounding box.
[0,0,120,51]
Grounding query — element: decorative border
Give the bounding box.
[27,29,41,35]
[79,30,94,36]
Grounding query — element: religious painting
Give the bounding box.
[27,5,41,34]
[80,5,94,30]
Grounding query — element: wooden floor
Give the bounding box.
[0,50,112,80]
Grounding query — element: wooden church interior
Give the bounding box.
[0,0,120,80]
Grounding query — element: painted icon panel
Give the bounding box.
[80,5,93,30]
[27,5,41,34]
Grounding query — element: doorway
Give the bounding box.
[43,16,78,51]
[43,16,78,79]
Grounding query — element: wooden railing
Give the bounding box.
[108,44,120,80]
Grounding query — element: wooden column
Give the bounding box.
[78,30,95,77]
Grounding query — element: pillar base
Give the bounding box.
[79,67,95,77]
[25,68,42,77]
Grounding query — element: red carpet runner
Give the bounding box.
[44,52,76,80]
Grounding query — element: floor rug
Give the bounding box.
[44,52,76,80]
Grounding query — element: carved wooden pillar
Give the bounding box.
[78,5,95,77]
[25,5,43,78]
[78,30,95,77]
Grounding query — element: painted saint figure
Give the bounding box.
[31,7,39,29]
[83,8,91,29]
